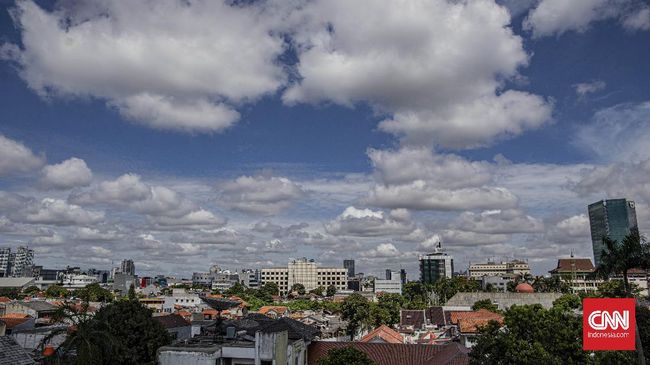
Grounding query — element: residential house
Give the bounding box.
[154,313,192,340]
[4,301,57,322]
[258,305,289,319]
[360,325,404,344]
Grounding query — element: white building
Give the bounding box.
[261,258,347,294]
[60,273,98,289]
[0,247,11,277]
[374,271,402,294]
[468,260,530,278]
[0,246,34,278]
[549,257,601,293]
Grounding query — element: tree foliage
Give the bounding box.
[326,284,337,297]
[472,299,499,312]
[291,283,306,295]
[341,293,370,337]
[317,346,376,365]
[23,285,41,296]
[75,283,113,303]
[45,285,70,299]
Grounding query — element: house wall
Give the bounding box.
[159,349,221,365]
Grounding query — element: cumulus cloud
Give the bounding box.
[16,198,105,226]
[524,0,650,37]
[148,209,227,230]
[362,243,401,258]
[574,101,650,162]
[3,0,286,132]
[546,214,590,244]
[325,206,415,237]
[220,175,305,215]
[0,134,44,176]
[451,209,544,234]
[73,227,121,241]
[573,80,606,97]
[41,157,93,190]
[70,173,196,217]
[366,147,519,211]
[284,0,552,148]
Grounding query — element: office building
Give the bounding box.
[9,246,34,278]
[400,269,407,284]
[374,271,402,294]
[419,243,453,284]
[588,199,638,267]
[0,247,11,277]
[261,258,347,294]
[344,259,355,278]
[468,260,530,278]
[120,259,136,276]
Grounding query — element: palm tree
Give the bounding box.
[40,302,116,364]
[598,229,650,365]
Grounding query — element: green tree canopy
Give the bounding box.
[326,284,337,297]
[291,283,306,295]
[23,285,41,296]
[310,286,325,296]
[75,283,113,303]
[472,299,499,312]
[341,293,370,338]
[45,285,70,299]
[317,346,377,365]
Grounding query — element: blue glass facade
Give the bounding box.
[588,199,638,267]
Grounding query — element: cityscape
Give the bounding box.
[1,0,650,364]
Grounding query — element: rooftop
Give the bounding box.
[360,325,404,344]
[154,314,191,329]
[0,336,36,365]
[308,341,469,365]
[0,277,34,289]
[550,258,595,273]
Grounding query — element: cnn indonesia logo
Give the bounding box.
[583,298,636,351]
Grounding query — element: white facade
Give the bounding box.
[60,274,98,289]
[468,260,530,278]
[0,247,10,277]
[374,272,402,294]
[261,258,347,294]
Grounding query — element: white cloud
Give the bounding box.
[41,157,93,190]
[573,80,606,97]
[3,0,286,132]
[452,209,544,234]
[546,214,590,244]
[18,198,105,226]
[284,0,551,148]
[0,134,44,176]
[366,147,519,211]
[574,101,650,163]
[220,175,305,215]
[73,227,121,241]
[362,243,401,258]
[324,206,415,237]
[524,0,650,37]
[71,173,196,217]
[149,209,227,229]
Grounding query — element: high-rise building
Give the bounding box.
[261,258,347,294]
[419,243,453,284]
[120,259,136,276]
[11,246,34,277]
[344,259,355,278]
[400,269,407,285]
[385,269,392,280]
[0,247,11,277]
[588,199,638,267]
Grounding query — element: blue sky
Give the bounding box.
[0,0,649,278]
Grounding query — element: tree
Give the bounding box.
[310,286,325,296]
[23,285,40,296]
[75,283,113,303]
[317,346,376,365]
[532,276,571,293]
[291,283,306,295]
[0,287,20,299]
[45,285,70,299]
[90,299,172,364]
[403,282,430,309]
[431,277,480,305]
[224,282,246,296]
[43,302,116,365]
[258,282,279,301]
[375,293,403,326]
[341,293,370,338]
[472,299,498,312]
[326,284,337,297]
[597,279,640,298]
[552,294,581,311]
[598,229,650,365]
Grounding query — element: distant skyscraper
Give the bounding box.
[0,247,11,277]
[588,199,638,267]
[419,242,453,284]
[344,259,355,278]
[11,246,34,277]
[385,269,392,280]
[120,259,136,276]
[400,269,407,284]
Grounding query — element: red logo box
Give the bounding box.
[583,298,636,351]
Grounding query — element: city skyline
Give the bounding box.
[1,0,650,278]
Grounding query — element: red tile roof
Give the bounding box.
[308,341,469,365]
[258,306,288,315]
[458,317,503,334]
[449,309,501,325]
[0,316,31,329]
[550,258,595,273]
[360,325,404,344]
[0,296,11,303]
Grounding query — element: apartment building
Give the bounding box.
[468,260,530,278]
[261,258,347,294]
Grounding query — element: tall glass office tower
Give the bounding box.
[588,199,638,267]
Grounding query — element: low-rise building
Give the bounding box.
[549,257,601,293]
[60,273,98,289]
[468,260,530,278]
[154,313,192,340]
[374,271,402,294]
[445,292,563,311]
